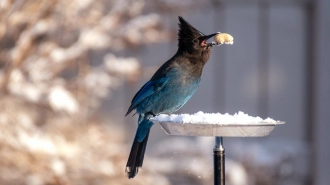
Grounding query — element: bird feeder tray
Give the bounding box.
[152,121,284,137]
[151,112,284,185]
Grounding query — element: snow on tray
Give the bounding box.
[153,111,282,125]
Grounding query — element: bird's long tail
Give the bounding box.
[126,115,153,178]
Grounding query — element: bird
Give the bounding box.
[125,16,220,178]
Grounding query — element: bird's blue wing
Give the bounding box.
[126,77,169,116]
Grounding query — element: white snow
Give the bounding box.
[48,85,79,114]
[153,111,282,124]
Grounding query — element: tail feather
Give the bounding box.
[125,131,150,178]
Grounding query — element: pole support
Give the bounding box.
[214,136,225,185]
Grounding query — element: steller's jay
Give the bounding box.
[125,16,220,178]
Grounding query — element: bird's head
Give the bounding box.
[177,16,218,54]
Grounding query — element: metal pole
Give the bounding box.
[214,136,225,185]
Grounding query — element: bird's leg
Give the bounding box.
[147,112,156,117]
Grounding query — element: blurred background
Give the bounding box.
[0,0,329,185]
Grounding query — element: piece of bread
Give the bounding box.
[214,33,234,45]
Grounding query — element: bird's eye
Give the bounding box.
[193,39,198,43]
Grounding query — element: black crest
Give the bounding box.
[178,16,205,47]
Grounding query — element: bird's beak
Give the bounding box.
[204,33,218,40]
[201,32,220,47]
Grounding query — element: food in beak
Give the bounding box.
[214,33,234,45]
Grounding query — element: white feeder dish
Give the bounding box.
[151,111,285,185]
[151,111,284,137]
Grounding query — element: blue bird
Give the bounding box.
[125,16,219,178]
